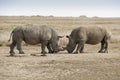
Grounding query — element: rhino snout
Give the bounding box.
[58,46,65,51]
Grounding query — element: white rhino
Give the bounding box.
[66,26,111,53]
[9,24,63,56]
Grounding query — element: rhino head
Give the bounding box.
[65,35,76,53]
[51,36,64,53]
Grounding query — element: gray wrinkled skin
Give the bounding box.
[9,24,63,56]
[66,26,111,53]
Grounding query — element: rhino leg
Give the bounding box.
[98,40,105,53]
[16,40,24,54]
[47,43,53,53]
[41,41,48,56]
[74,41,84,54]
[9,40,16,56]
[99,37,108,53]
[104,40,108,53]
[80,45,84,53]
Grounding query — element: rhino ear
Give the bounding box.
[66,35,72,41]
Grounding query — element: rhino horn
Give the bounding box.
[62,47,67,50]
[58,36,64,38]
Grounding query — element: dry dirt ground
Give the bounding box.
[0,43,120,80]
[0,16,120,80]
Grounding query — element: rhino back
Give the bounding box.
[85,26,106,44]
[71,26,107,44]
[13,24,52,45]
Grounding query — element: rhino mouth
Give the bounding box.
[57,46,65,51]
[67,49,73,53]
[63,47,74,53]
[51,46,65,53]
[68,51,72,53]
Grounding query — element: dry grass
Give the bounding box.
[0,16,120,80]
[0,46,120,80]
[0,16,120,46]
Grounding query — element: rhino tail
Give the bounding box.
[8,31,13,42]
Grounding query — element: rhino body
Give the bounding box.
[9,24,63,56]
[66,26,111,53]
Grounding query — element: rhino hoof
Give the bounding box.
[80,51,84,53]
[10,51,15,54]
[19,52,25,54]
[98,50,106,53]
[102,51,108,53]
[41,54,46,56]
[10,54,14,56]
[48,51,54,54]
[41,51,47,53]
[10,51,15,56]
[74,52,79,54]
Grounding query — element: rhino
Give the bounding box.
[8,24,63,56]
[65,26,111,53]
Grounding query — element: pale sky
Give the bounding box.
[0,0,120,17]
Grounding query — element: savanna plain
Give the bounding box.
[0,16,120,80]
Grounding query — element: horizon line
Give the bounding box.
[0,15,120,18]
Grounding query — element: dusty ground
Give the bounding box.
[0,16,120,80]
[0,43,120,80]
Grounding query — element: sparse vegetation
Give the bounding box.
[0,16,120,80]
[0,16,120,46]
